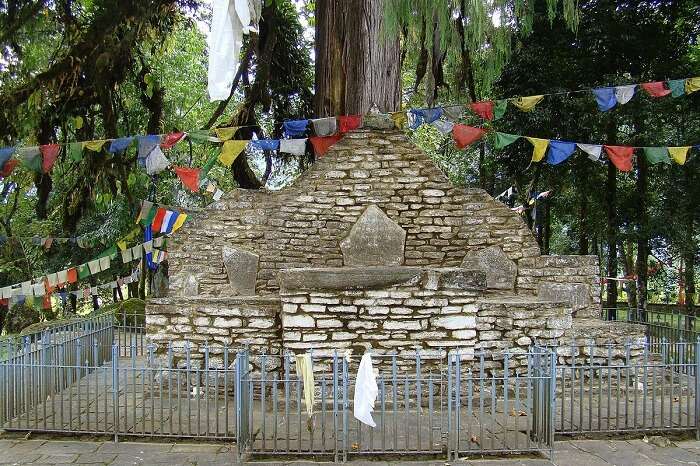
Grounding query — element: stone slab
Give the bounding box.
[340,204,406,266]
[222,245,259,295]
[461,245,517,290]
[538,282,591,317]
[278,266,422,291]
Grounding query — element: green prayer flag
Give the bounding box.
[201,153,218,176]
[493,100,508,120]
[141,205,158,227]
[493,132,520,149]
[78,263,90,279]
[668,79,686,98]
[18,147,42,172]
[643,147,670,164]
[68,142,83,162]
[99,246,118,259]
[187,129,215,143]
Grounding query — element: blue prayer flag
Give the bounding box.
[409,107,444,129]
[108,137,135,154]
[0,147,15,169]
[546,140,577,165]
[251,139,280,151]
[137,135,160,167]
[283,120,309,138]
[592,87,617,112]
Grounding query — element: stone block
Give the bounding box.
[283,314,315,328]
[433,315,476,330]
[222,246,259,295]
[537,282,592,317]
[340,205,406,266]
[461,245,517,290]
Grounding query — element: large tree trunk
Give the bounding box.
[314,0,401,116]
[636,155,649,321]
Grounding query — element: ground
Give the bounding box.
[0,437,698,465]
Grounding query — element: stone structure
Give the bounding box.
[147,123,643,366]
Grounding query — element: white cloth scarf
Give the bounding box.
[353,353,378,427]
[280,138,307,156]
[208,0,256,101]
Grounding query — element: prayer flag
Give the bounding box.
[526,137,550,162]
[67,267,78,283]
[576,143,603,161]
[409,108,443,129]
[546,140,576,165]
[338,115,362,133]
[171,213,188,233]
[187,129,219,143]
[604,145,634,172]
[68,142,83,161]
[164,212,178,233]
[469,101,494,120]
[87,259,101,275]
[137,135,160,167]
[40,144,61,173]
[0,159,18,178]
[667,79,686,98]
[145,146,171,175]
[431,119,454,135]
[213,189,224,201]
[214,126,239,141]
[32,282,45,297]
[18,147,42,172]
[98,255,111,271]
[493,100,508,120]
[310,134,342,157]
[493,132,520,149]
[279,138,307,156]
[57,269,67,285]
[643,147,670,165]
[131,245,143,259]
[84,140,107,152]
[160,132,186,149]
[641,81,671,97]
[107,137,134,154]
[283,119,309,138]
[136,200,153,224]
[592,87,617,111]
[160,211,174,233]
[389,112,408,129]
[311,117,337,136]
[668,146,691,165]
[686,77,700,94]
[443,106,464,121]
[218,140,248,168]
[151,208,167,231]
[510,95,544,112]
[250,139,280,151]
[174,166,201,192]
[452,124,486,149]
[614,85,636,104]
[0,147,14,169]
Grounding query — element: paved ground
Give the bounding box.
[0,437,698,465]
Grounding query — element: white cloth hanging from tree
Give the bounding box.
[208,0,257,101]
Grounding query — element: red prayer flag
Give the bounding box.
[338,115,362,133]
[640,81,671,98]
[469,101,495,121]
[0,159,18,178]
[452,124,487,149]
[174,166,201,192]
[151,208,167,231]
[604,145,635,172]
[67,268,78,284]
[161,132,186,149]
[310,135,342,157]
[40,144,61,173]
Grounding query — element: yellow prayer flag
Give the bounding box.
[117,240,127,251]
[84,140,107,151]
[214,126,240,141]
[390,112,408,129]
[171,213,188,233]
[510,95,544,112]
[668,146,691,165]
[686,77,700,94]
[526,137,549,162]
[218,140,248,167]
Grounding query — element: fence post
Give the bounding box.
[695,337,699,441]
[111,343,119,443]
[548,350,557,460]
